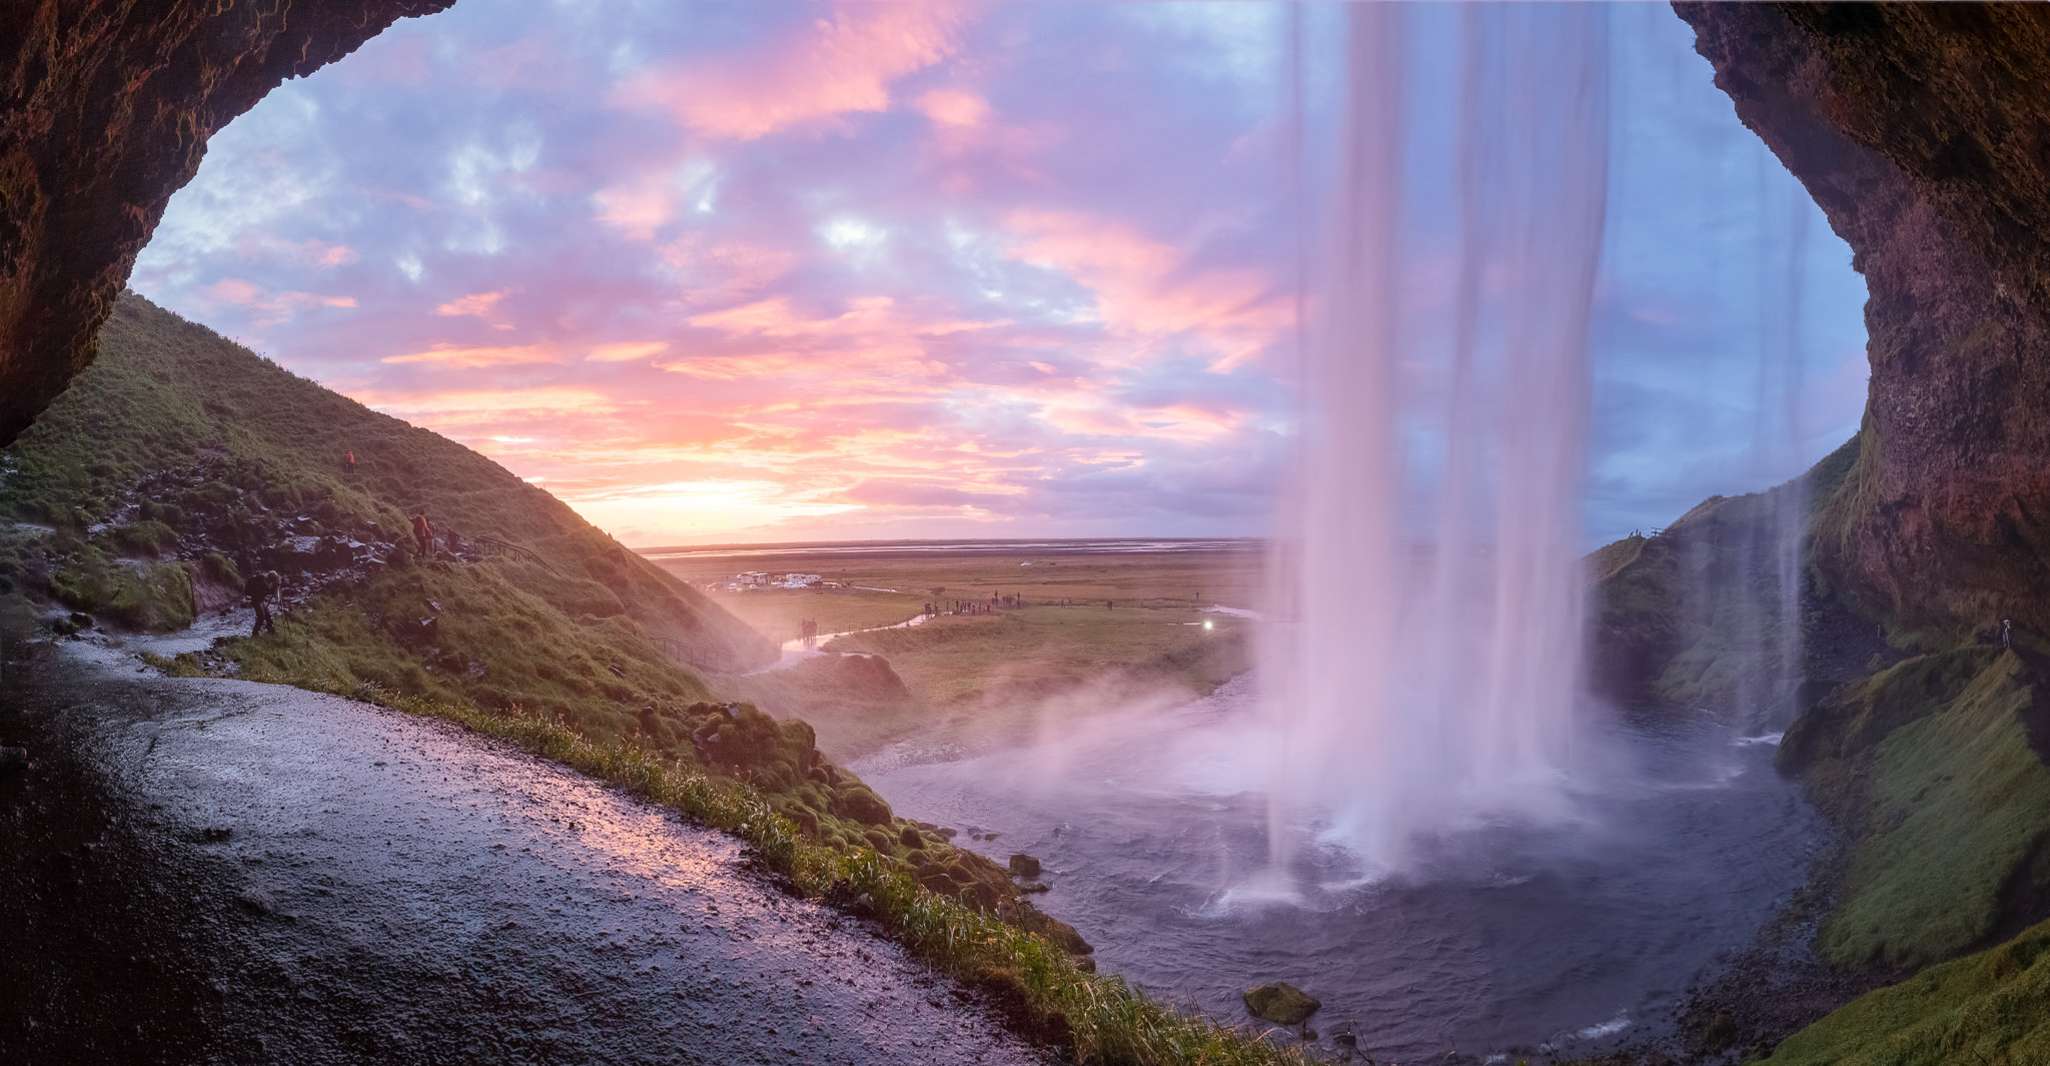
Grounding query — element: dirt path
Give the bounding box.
[1,641,1052,1066]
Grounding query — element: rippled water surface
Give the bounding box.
[859,676,1822,1061]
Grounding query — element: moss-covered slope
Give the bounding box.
[1782,648,2050,971]
[1,293,771,671]
[1757,917,2050,1066]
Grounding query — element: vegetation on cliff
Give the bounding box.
[1587,434,1868,711]
[1590,429,2050,1062]
[1757,916,2050,1066]
[1783,647,2050,971]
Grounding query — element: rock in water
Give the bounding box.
[1243,982,1320,1026]
[1007,853,1041,879]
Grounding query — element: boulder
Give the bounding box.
[1007,853,1042,879]
[1244,982,1320,1026]
[829,784,892,826]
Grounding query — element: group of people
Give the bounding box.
[798,618,819,649]
[922,592,1037,617]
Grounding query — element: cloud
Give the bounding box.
[201,277,357,326]
[355,385,623,425]
[611,3,965,140]
[1002,209,1291,371]
[916,88,991,128]
[436,290,507,317]
[585,340,671,363]
[380,343,557,368]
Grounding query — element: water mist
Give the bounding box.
[1261,5,1613,873]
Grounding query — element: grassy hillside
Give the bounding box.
[0,293,769,670]
[0,293,1098,965]
[1588,434,1873,712]
[1781,647,2050,970]
[1756,916,2050,1066]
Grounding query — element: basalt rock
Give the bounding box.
[1,1,454,446]
[1674,4,2050,639]
[1244,982,1320,1027]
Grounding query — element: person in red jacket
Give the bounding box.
[411,513,434,558]
[343,449,357,475]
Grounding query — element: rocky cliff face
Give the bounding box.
[1,0,452,447]
[1674,3,2050,639]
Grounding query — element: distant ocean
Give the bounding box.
[637,538,1259,562]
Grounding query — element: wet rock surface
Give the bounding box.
[1674,4,2050,639]
[2,1,454,446]
[0,643,1050,1065]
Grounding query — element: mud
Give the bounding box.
[1,640,1051,1065]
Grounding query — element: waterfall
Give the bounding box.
[1744,169,1813,727]
[1261,4,1612,873]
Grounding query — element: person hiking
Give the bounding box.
[2003,618,2014,649]
[343,449,357,475]
[246,569,279,637]
[411,513,435,558]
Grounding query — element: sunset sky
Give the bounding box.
[133,1,1871,547]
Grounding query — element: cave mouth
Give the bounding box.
[110,3,1873,1057]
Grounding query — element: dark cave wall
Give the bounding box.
[1676,2,2050,639]
[1,0,453,447]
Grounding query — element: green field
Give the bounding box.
[657,546,1263,760]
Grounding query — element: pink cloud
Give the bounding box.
[658,235,800,304]
[354,385,623,426]
[916,87,991,128]
[380,343,557,368]
[612,3,965,140]
[585,341,671,363]
[202,277,356,325]
[592,176,677,241]
[436,290,508,317]
[1003,209,1290,371]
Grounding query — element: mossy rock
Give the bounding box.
[1008,852,1042,879]
[830,783,893,826]
[1243,982,1319,1026]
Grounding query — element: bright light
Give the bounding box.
[820,217,885,250]
[1203,618,1215,632]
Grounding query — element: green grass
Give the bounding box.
[831,605,1249,707]
[1756,917,2050,1066]
[1810,650,2050,969]
[43,533,196,632]
[214,560,716,731]
[708,586,928,646]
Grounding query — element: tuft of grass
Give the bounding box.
[1756,917,2050,1066]
[322,681,1311,1066]
[45,537,195,632]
